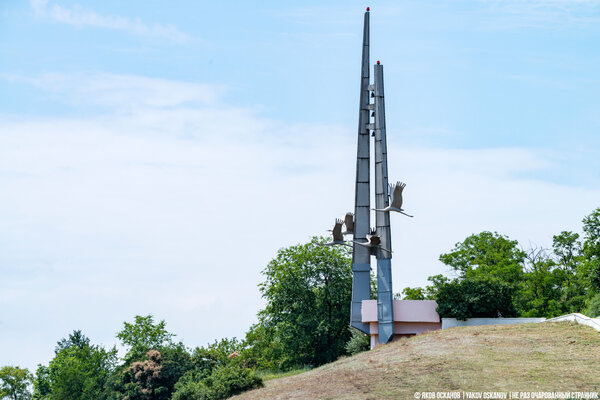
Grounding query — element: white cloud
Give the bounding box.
[6,72,225,109]
[475,0,600,30]
[1,72,599,371]
[30,0,189,42]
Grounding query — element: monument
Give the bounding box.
[325,9,591,348]
[324,7,418,346]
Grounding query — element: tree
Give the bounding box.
[439,231,525,286]
[117,350,170,400]
[55,330,90,354]
[107,348,192,400]
[0,366,32,400]
[584,293,600,318]
[31,366,49,400]
[109,316,191,400]
[190,338,242,373]
[345,328,370,355]
[116,315,175,363]
[251,236,353,370]
[552,231,583,274]
[423,274,450,300]
[550,232,587,313]
[239,323,280,371]
[516,249,565,318]
[435,277,517,320]
[400,287,426,300]
[38,331,117,400]
[582,208,600,292]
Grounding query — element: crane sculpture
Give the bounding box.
[343,212,354,235]
[374,182,413,217]
[323,219,346,246]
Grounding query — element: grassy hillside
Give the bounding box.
[233,322,600,399]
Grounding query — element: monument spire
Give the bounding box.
[350,7,372,334]
[373,61,394,344]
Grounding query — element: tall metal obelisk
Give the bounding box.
[349,8,396,344]
[349,7,372,335]
[373,61,394,344]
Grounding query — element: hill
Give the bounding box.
[233,322,600,399]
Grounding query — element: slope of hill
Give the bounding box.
[233,322,600,399]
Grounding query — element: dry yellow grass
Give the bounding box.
[232,322,600,400]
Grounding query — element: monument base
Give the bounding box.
[361,299,441,349]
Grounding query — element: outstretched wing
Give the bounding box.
[390,182,406,210]
[366,228,381,246]
[343,212,354,233]
[332,219,344,242]
[368,234,381,246]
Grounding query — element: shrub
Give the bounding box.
[207,365,262,399]
[584,293,600,318]
[172,365,262,400]
[345,328,370,355]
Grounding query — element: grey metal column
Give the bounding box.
[350,8,372,334]
[374,62,394,344]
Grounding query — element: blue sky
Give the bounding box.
[1,0,600,371]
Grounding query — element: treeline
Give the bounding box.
[403,208,600,320]
[2,317,263,400]
[2,208,599,400]
[1,240,356,400]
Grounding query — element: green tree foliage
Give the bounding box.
[551,231,587,310]
[515,231,590,317]
[250,237,352,370]
[552,231,583,273]
[109,316,191,400]
[0,366,32,400]
[423,274,450,300]
[116,315,175,363]
[171,364,262,400]
[113,348,192,400]
[582,208,600,292]
[31,366,49,400]
[439,231,526,286]
[120,350,167,400]
[34,330,117,400]
[515,249,565,318]
[435,277,517,320]
[190,338,242,373]
[169,339,262,400]
[239,323,280,371]
[202,365,262,399]
[584,293,600,318]
[54,330,90,354]
[428,221,598,319]
[345,328,370,355]
[433,233,524,319]
[400,287,426,300]
[171,375,211,400]
[512,225,597,318]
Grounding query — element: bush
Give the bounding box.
[345,328,370,355]
[171,379,210,400]
[172,365,262,400]
[436,278,516,320]
[208,365,262,399]
[584,293,600,318]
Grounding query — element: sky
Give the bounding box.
[1,0,599,371]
